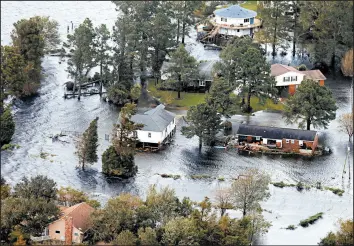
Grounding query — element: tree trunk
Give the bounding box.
[241,79,246,105]
[292,6,297,57]
[99,62,103,96]
[306,118,311,130]
[177,19,180,45]
[182,21,186,45]
[199,137,202,151]
[246,89,252,113]
[178,75,182,99]
[78,78,81,101]
[221,208,226,216]
[272,4,279,57]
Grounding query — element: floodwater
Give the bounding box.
[1,2,353,245]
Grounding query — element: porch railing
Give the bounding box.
[30,235,51,241]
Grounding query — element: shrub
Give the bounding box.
[298,64,307,71]
[0,107,15,146]
[218,177,225,181]
[296,181,304,191]
[299,212,323,227]
[160,174,181,180]
[1,143,20,151]
[285,225,297,230]
[190,174,211,180]
[102,146,137,178]
[324,187,344,196]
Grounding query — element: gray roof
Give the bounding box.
[237,124,317,141]
[214,5,257,19]
[131,104,175,132]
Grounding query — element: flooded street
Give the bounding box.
[1,1,353,245]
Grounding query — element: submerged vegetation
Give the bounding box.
[299,212,324,227]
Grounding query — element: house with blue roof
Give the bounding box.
[199,5,262,43]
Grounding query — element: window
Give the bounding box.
[221,17,227,22]
[244,18,249,23]
[148,132,151,138]
[291,139,295,144]
[283,77,290,82]
[55,230,60,234]
[74,233,78,236]
[291,76,297,81]
[256,136,260,141]
[199,80,205,86]
[299,140,304,146]
[237,29,240,32]
[286,139,290,143]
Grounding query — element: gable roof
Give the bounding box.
[53,202,95,232]
[214,5,257,18]
[237,124,317,141]
[271,64,300,76]
[131,104,175,132]
[300,70,326,80]
[160,60,217,80]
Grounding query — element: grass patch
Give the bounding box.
[148,82,206,109]
[249,97,284,112]
[240,1,258,12]
[218,177,225,181]
[191,174,212,180]
[324,187,344,196]
[299,212,323,227]
[1,143,20,151]
[285,225,297,230]
[160,174,181,180]
[272,181,296,188]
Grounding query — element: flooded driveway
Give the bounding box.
[1,2,353,245]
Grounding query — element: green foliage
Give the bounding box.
[57,186,100,208]
[107,83,130,106]
[190,174,212,180]
[297,64,307,71]
[182,103,222,150]
[113,230,137,246]
[160,174,181,180]
[162,216,200,245]
[319,219,354,245]
[319,232,337,246]
[75,117,99,170]
[1,143,20,151]
[167,44,198,99]
[130,84,141,102]
[285,225,297,230]
[0,107,15,146]
[299,212,323,227]
[324,187,345,196]
[138,227,158,245]
[272,181,295,188]
[283,79,338,130]
[13,175,57,201]
[94,24,111,82]
[101,146,137,178]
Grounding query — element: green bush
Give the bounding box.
[102,146,137,178]
[1,143,20,151]
[324,187,344,196]
[285,225,297,230]
[298,64,307,71]
[299,212,323,227]
[0,107,15,146]
[160,174,181,180]
[191,174,211,180]
[218,177,225,181]
[272,181,295,188]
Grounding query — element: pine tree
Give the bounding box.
[75,117,99,170]
[181,103,222,151]
[0,106,15,146]
[283,80,338,130]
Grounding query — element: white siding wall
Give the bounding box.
[274,71,305,86]
[137,118,176,144]
[214,16,253,26]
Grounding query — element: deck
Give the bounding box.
[209,18,262,30]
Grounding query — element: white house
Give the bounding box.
[271,64,326,96]
[130,104,176,149]
[209,5,261,38]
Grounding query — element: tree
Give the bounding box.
[113,230,137,246]
[75,117,99,171]
[0,45,27,103]
[130,84,141,103]
[213,187,233,216]
[338,113,353,141]
[167,44,198,99]
[162,217,200,245]
[0,106,15,146]
[13,175,57,201]
[57,186,100,208]
[341,49,353,115]
[64,18,97,100]
[101,145,137,178]
[138,227,158,246]
[300,2,353,72]
[229,169,271,217]
[94,24,111,96]
[0,176,11,200]
[319,219,353,246]
[206,78,238,119]
[258,1,291,57]
[284,79,338,130]
[239,47,277,113]
[181,103,222,150]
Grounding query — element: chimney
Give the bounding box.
[64,216,73,245]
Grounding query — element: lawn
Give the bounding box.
[240,1,260,18]
[147,82,206,109]
[147,81,284,112]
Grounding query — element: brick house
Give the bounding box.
[38,202,95,245]
[271,64,326,96]
[236,124,319,154]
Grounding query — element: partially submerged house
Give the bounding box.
[198,5,262,44]
[160,60,218,92]
[236,124,319,154]
[31,202,95,244]
[131,104,176,149]
[271,64,326,96]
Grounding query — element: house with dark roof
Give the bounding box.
[236,124,319,154]
[271,64,326,96]
[130,104,176,149]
